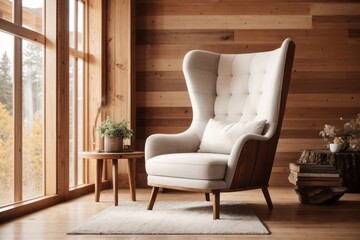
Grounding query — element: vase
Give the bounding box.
[104,136,123,152]
[329,143,342,153]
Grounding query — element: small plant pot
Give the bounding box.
[329,143,342,153]
[104,136,123,152]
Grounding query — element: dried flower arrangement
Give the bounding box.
[319,114,360,152]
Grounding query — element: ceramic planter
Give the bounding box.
[329,143,342,153]
[104,136,123,152]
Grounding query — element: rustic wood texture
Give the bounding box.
[105,0,136,185]
[87,0,106,184]
[294,186,348,204]
[298,150,360,193]
[131,0,360,187]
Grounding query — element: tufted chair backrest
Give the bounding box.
[183,39,293,141]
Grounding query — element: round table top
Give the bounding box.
[79,151,144,159]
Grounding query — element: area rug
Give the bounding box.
[68,201,270,235]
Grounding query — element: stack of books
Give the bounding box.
[288,163,342,187]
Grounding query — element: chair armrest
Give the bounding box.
[225,134,270,187]
[145,130,200,161]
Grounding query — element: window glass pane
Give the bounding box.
[77,0,84,51]
[69,57,75,188]
[0,32,14,206]
[0,0,13,22]
[22,0,43,33]
[77,58,84,185]
[22,39,44,200]
[69,0,75,49]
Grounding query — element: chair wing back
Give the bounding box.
[183,39,294,142]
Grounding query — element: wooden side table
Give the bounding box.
[79,151,144,206]
[298,149,360,193]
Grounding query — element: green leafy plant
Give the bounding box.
[98,116,133,139]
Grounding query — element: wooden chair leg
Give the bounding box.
[212,192,220,220]
[262,186,273,209]
[205,193,210,201]
[147,187,159,210]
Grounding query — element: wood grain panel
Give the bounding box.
[106,0,134,182]
[277,139,325,152]
[137,91,190,107]
[129,0,360,187]
[287,94,360,108]
[280,129,320,139]
[107,0,132,121]
[281,119,346,130]
[137,43,360,60]
[137,3,310,16]
[294,58,360,72]
[290,72,360,93]
[349,29,360,38]
[136,126,189,139]
[136,58,182,72]
[136,44,280,59]
[137,107,192,119]
[284,107,360,119]
[136,71,186,91]
[137,118,191,127]
[137,15,312,30]
[137,30,235,45]
[313,16,360,29]
[234,29,349,43]
[310,3,360,16]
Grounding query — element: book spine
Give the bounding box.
[291,181,342,187]
[289,164,337,173]
[288,174,342,186]
[288,172,339,181]
[291,171,339,177]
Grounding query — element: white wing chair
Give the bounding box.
[145,39,295,219]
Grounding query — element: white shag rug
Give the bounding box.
[68,201,270,235]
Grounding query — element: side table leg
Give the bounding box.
[112,159,119,206]
[127,158,136,201]
[95,159,104,202]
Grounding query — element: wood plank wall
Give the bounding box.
[129,0,360,187]
[105,0,136,187]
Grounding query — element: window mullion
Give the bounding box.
[13,37,22,202]
[74,0,78,51]
[74,0,78,187]
[73,58,78,186]
[13,0,23,203]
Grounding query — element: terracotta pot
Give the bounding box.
[104,136,123,152]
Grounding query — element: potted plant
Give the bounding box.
[319,114,360,153]
[98,116,133,152]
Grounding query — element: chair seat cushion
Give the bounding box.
[146,153,229,180]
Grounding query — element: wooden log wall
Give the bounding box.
[129,0,360,187]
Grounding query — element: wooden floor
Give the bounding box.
[0,187,359,239]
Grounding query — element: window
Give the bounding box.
[0,0,98,221]
[0,32,14,206]
[22,0,43,32]
[69,0,86,188]
[0,0,45,206]
[22,39,44,200]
